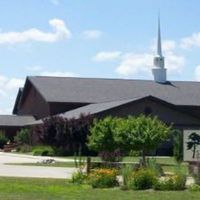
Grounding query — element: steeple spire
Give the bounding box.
[152,15,167,83]
[157,15,162,57]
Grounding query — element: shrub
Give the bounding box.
[72,170,87,184]
[173,129,183,163]
[128,168,156,190]
[14,128,31,145]
[32,146,55,156]
[0,131,8,149]
[88,168,119,188]
[188,184,200,192]
[153,173,186,190]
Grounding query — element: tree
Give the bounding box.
[117,115,171,165]
[88,117,124,161]
[32,114,93,155]
[88,115,171,165]
[187,132,200,159]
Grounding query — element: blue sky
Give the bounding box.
[0,0,200,113]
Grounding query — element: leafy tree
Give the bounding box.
[32,114,93,155]
[117,115,171,165]
[187,132,200,159]
[88,115,171,165]
[88,117,124,161]
[88,117,122,152]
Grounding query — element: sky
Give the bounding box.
[0,0,200,114]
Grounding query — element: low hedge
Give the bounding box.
[32,146,55,156]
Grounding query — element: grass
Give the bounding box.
[6,161,76,168]
[6,156,188,174]
[0,177,199,200]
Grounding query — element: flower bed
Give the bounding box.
[88,168,119,188]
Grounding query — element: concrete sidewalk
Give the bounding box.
[0,152,76,179]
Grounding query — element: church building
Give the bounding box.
[1,19,200,154]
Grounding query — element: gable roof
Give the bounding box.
[20,76,200,106]
[60,98,138,119]
[61,95,197,119]
[0,115,35,127]
[25,95,200,125]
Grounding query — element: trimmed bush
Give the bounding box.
[128,168,156,190]
[0,131,8,149]
[88,168,119,188]
[32,146,55,156]
[153,173,186,190]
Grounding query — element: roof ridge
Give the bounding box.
[28,75,200,83]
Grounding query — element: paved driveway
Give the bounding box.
[0,152,76,179]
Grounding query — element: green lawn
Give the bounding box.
[0,177,197,200]
[6,161,76,168]
[0,177,198,200]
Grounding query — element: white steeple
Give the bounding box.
[152,15,167,83]
[157,16,162,57]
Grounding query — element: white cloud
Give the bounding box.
[0,18,71,44]
[82,30,102,39]
[0,75,24,92]
[93,51,122,61]
[165,51,185,73]
[194,65,200,81]
[40,71,77,77]
[0,75,25,114]
[116,53,153,76]
[116,52,185,77]
[180,32,200,49]
[115,39,185,77]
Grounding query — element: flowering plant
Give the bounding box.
[88,168,119,188]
